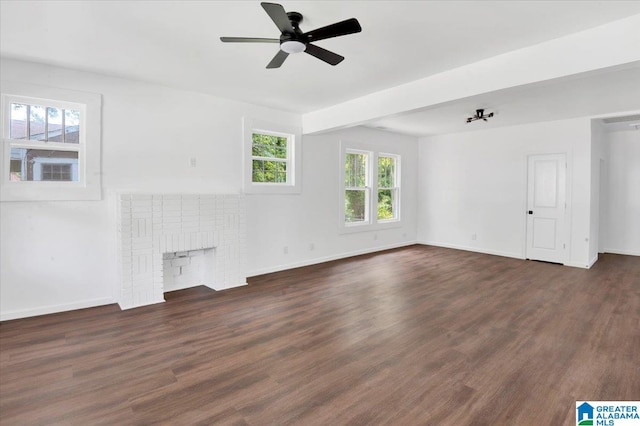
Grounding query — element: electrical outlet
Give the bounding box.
[373,234,378,240]
[283,246,288,254]
[471,234,477,241]
[309,243,314,251]
[189,157,197,168]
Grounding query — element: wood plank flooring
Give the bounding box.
[1,245,639,425]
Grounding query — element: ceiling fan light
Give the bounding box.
[280,40,306,54]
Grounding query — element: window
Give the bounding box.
[377,154,399,221]
[340,142,401,232]
[344,150,370,223]
[41,163,73,181]
[251,132,290,184]
[243,117,301,194]
[9,103,80,144]
[1,81,102,201]
[7,102,80,183]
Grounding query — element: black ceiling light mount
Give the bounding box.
[466,109,495,123]
[220,2,362,69]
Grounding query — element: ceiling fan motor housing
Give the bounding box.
[286,11,303,25]
[280,11,306,52]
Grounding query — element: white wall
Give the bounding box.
[0,58,299,320]
[417,118,594,267]
[7,58,631,322]
[603,128,640,255]
[246,126,418,276]
[0,59,419,320]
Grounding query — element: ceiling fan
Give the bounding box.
[466,109,495,123]
[220,2,362,69]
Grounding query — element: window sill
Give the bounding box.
[339,219,402,234]
[244,182,300,195]
[0,182,101,201]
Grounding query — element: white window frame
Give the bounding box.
[339,141,401,233]
[242,117,301,194]
[0,81,102,201]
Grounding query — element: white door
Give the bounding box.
[526,154,566,263]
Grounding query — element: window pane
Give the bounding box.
[64,109,80,144]
[378,156,395,188]
[9,159,22,182]
[9,148,78,182]
[9,104,81,143]
[252,139,267,157]
[275,161,287,183]
[252,159,265,182]
[10,103,27,140]
[41,163,73,181]
[252,159,287,183]
[29,105,46,141]
[47,107,64,142]
[252,133,287,159]
[345,189,366,222]
[378,189,395,220]
[345,152,367,187]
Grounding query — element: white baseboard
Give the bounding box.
[1,297,115,322]
[419,240,524,260]
[421,241,605,270]
[247,241,418,277]
[564,261,590,269]
[603,248,640,256]
[565,255,599,269]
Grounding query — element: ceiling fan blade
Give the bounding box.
[220,37,280,43]
[304,44,344,66]
[261,2,294,34]
[303,18,362,42]
[267,50,289,69]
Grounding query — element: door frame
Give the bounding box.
[522,151,571,264]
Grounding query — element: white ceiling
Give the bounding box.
[2,1,640,135]
[367,63,640,136]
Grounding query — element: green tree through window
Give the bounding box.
[252,133,288,183]
[345,152,368,222]
[377,155,397,220]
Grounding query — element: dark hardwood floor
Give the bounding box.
[1,245,638,425]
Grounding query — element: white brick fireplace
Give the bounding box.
[117,194,246,310]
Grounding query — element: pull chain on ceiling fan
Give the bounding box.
[220,2,362,68]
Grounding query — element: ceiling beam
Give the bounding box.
[302,14,640,135]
